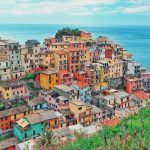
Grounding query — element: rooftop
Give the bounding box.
[59,69,70,75]
[101,117,120,127]
[0,80,26,88]
[0,105,31,118]
[55,50,67,55]
[91,105,103,114]
[75,81,89,89]
[0,137,18,149]
[25,40,40,45]
[39,89,53,95]
[41,68,58,75]
[18,110,62,126]
[54,84,73,92]
[134,91,149,100]
[113,91,129,99]
[27,97,47,107]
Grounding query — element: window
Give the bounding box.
[78,107,82,110]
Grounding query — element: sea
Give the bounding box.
[0,24,150,70]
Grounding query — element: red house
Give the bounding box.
[44,37,57,47]
[80,31,91,39]
[125,77,144,94]
[58,70,72,85]
[105,47,113,59]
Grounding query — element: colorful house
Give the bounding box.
[25,40,41,70]
[71,82,91,103]
[141,67,150,92]
[131,91,150,108]
[59,108,77,127]
[125,77,144,94]
[0,105,31,131]
[0,137,18,150]
[106,59,123,89]
[39,51,54,69]
[58,70,72,85]
[13,110,64,142]
[54,84,78,101]
[27,97,48,110]
[38,89,69,110]
[54,50,67,70]
[69,101,93,126]
[0,43,11,81]
[92,105,110,123]
[0,80,29,100]
[44,37,58,48]
[89,47,100,63]
[80,31,91,40]
[40,69,58,90]
[65,47,81,73]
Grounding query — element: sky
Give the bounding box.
[0,0,150,25]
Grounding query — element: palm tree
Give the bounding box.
[36,129,57,150]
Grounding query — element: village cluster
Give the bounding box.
[0,31,150,149]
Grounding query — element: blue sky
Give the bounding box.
[0,0,150,25]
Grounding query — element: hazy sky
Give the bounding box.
[0,0,150,25]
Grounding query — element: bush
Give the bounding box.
[55,28,81,41]
[24,73,35,80]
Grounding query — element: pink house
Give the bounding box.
[125,77,144,94]
[141,67,150,92]
[90,48,100,63]
[38,89,69,111]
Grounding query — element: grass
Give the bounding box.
[60,107,150,150]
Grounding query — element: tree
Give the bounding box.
[36,130,57,150]
[55,28,81,41]
[24,73,35,80]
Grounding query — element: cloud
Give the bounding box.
[124,6,150,14]
[0,0,117,16]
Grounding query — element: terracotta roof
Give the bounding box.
[59,70,70,75]
[66,47,89,52]
[125,53,133,57]
[76,81,89,89]
[55,50,67,55]
[101,117,120,127]
[134,91,149,100]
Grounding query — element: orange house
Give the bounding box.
[58,70,72,85]
[80,31,91,39]
[0,105,31,131]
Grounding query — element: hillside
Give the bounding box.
[61,107,150,150]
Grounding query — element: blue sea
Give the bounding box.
[0,24,150,70]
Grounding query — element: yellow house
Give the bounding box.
[39,51,54,69]
[69,101,93,126]
[62,35,80,43]
[49,43,69,51]
[0,85,11,100]
[40,69,58,90]
[80,48,90,63]
[10,105,31,121]
[54,50,67,70]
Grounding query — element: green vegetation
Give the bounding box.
[24,73,35,80]
[36,130,58,150]
[55,27,81,41]
[0,102,5,111]
[61,107,150,150]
